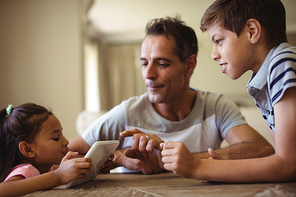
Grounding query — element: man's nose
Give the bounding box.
[143,63,157,79]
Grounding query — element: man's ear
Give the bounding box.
[19,141,35,158]
[246,19,262,44]
[185,54,197,75]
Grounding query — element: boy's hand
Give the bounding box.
[55,151,92,184]
[161,141,199,179]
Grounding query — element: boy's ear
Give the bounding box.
[185,54,197,75]
[19,141,35,158]
[246,19,261,44]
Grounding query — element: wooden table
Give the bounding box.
[25,171,296,197]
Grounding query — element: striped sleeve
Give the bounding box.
[269,50,296,106]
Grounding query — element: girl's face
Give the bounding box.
[31,115,69,172]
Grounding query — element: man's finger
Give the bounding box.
[138,135,149,156]
[120,129,143,137]
[124,149,138,158]
[147,140,163,152]
[134,160,152,175]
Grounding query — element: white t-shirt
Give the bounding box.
[82,89,246,153]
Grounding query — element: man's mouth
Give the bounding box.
[148,85,162,91]
[146,82,164,91]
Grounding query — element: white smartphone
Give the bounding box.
[66,140,119,188]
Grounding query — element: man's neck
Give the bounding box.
[152,89,196,121]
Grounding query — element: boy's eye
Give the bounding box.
[215,39,222,45]
[52,138,59,141]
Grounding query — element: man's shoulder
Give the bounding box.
[195,89,224,103]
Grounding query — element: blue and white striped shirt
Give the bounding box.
[247,43,296,132]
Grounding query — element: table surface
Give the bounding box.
[25,171,296,197]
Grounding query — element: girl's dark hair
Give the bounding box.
[200,0,287,48]
[0,103,52,182]
[145,16,198,63]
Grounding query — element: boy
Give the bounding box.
[160,0,296,182]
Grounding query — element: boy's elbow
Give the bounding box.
[274,158,296,182]
[278,166,296,182]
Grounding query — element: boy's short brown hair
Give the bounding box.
[200,0,287,47]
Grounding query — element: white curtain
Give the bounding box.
[99,43,146,110]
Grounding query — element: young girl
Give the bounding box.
[0,103,92,196]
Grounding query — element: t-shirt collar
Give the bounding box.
[247,47,277,90]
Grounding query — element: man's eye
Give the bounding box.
[159,64,169,67]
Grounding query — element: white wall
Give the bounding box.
[0,0,84,140]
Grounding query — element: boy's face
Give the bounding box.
[207,23,255,79]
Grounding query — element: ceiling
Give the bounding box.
[87,0,296,43]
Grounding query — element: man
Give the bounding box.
[69,16,274,174]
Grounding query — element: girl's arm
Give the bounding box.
[161,87,296,183]
[0,152,92,197]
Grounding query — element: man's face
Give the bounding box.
[140,35,188,104]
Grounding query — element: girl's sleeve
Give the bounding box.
[4,164,40,181]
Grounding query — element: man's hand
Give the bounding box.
[124,148,164,174]
[118,129,165,174]
[120,129,164,156]
[207,148,230,159]
[98,149,163,174]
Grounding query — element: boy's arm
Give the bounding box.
[121,126,275,160]
[167,87,296,182]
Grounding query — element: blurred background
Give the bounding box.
[1,0,295,140]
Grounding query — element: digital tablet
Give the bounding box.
[66,140,119,188]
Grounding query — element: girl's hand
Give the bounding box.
[54,151,92,184]
[161,141,200,179]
